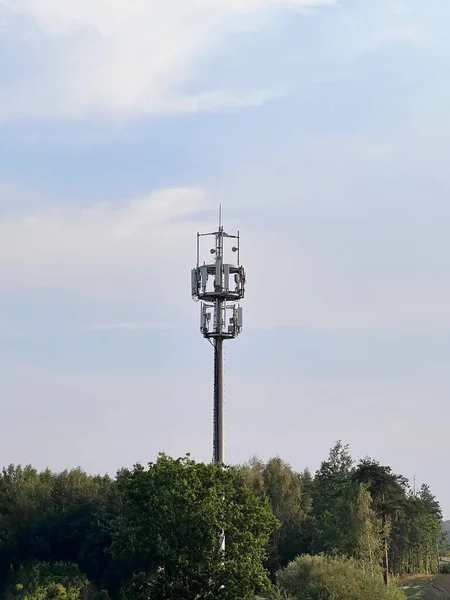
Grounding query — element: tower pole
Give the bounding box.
[191,211,246,562]
[213,224,225,466]
[213,336,224,465]
[214,333,225,556]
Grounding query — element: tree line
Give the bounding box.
[0,442,444,599]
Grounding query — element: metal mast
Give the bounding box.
[191,209,246,466]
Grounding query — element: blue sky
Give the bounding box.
[1,0,450,513]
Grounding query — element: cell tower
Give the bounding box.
[191,208,246,466]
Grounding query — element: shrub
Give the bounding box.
[6,562,89,600]
[275,555,406,600]
[265,587,295,600]
[440,561,450,574]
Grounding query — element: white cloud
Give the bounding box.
[1,160,450,337]
[0,186,211,303]
[0,0,334,120]
[2,124,450,337]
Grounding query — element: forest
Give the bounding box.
[0,441,445,600]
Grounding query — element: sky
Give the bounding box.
[1,0,450,513]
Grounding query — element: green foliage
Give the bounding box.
[390,499,438,574]
[237,444,443,586]
[351,460,442,578]
[111,453,279,600]
[265,586,296,600]
[5,562,88,600]
[440,561,450,574]
[0,444,443,599]
[441,520,450,544]
[311,441,356,555]
[353,459,410,583]
[353,485,383,576]
[275,555,406,600]
[419,484,442,520]
[117,588,127,600]
[353,459,409,517]
[237,457,310,573]
[0,464,139,598]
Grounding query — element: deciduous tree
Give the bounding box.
[111,454,279,600]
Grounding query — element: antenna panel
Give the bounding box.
[237,306,243,330]
[215,258,222,289]
[191,269,198,296]
[200,265,208,291]
[223,264,230,291]
[200,304,206,332]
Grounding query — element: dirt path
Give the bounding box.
[421,575,450,600]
